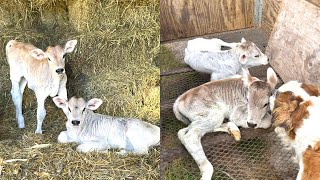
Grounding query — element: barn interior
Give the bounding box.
[0,0,160,179]
[160,0,320,179]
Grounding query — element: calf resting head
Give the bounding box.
[53,96,102,126]
[244,67,278,128]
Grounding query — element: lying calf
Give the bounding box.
[184,38,268,80]
[271,81,320,180]
[186,37,240,52]
[53,96,160,154]
[174,68,277,180]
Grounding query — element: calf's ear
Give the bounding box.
[64,40,77,53]
[86,98,103,110]
[242,68,259,86]
[53,97,68,109]
[267,67,278,90]
[241,38,246,43]
[30,49,47,60]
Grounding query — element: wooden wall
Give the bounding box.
[261,0,283,35]
[160,0,254,41]
[261,0,320,36]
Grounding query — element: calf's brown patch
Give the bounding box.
[301,83,320,96]
[273,91,311,139]
[302,141,320,180]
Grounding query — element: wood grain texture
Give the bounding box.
[266,0,320,84]
[160,0,254,41]
[261,0,283,35]
[306,0,320,7]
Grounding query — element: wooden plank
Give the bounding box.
[266,0,320,84]
[306,0,320,7]
[261,0,283,35]
[160,0,254,41]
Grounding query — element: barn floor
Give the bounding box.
[160,28,298,179]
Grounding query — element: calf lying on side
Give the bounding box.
[186,37,240,52]
[184,38,268,80]
[6,40,77,133]
[173,68,277,180]
[271,81,320,180]
[53,96,160,154]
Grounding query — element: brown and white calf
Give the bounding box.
[53,96,160,154]
[184,38,269,80]
[6,40,77,133]
[173,68,278,180]
[271,81,320,180]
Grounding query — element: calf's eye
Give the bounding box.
[68,107,71,112]
[263,103,269,107]
[254,55,260,58]
[82,108,86,113]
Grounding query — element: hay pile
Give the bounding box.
[0,0,159,179]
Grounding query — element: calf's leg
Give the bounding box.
[57,131,74,143]
[35,93,47,134]
[213,122,241,141]
[178,113,224,180]
[11,80,24,128]
[76,141,108,153]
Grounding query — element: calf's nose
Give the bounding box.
[56,68,64,74]
[247,122,257,128]
[71,120,80,126]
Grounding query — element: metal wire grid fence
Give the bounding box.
[160,70,298,179]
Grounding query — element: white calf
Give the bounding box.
[174,68,278,180]
[53,96,160,154]
[184,38,268,80]
[186,38,240,52]
[6,40,77,133]
[272,81,320,180]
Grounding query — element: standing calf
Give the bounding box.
[184,38,268,80]
[6,40,77,133]
[271,81,320,180]
[173,68,277,180]
[53,96,160,154]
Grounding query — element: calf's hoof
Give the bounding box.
[230,130,241,141]
[35,129,43,134]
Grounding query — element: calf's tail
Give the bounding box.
[173,98,191,125]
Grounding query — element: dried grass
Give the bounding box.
[0,0,159,179]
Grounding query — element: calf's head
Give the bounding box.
[30,40,77,75]
[243,68,278,128]
[53,96,103,126]
[237,38,268,67]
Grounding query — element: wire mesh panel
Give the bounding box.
[161,108,299,179]
[160,68,298,179]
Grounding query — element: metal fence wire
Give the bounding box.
[160,69,298,180]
